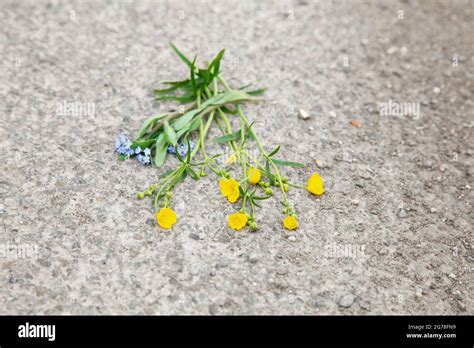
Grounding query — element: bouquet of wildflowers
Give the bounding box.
[116,44,325,231]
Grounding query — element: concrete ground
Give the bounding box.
[0,0,472,314]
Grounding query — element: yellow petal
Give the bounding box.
[156,208,177,229]
[228,212,248,230]
[219,178,231,194]
[283,215,298,230]
[307,173,324,195]
[247,167,261,185]
[227,189,240,203]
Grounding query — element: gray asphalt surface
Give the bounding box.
[0,0,472,314]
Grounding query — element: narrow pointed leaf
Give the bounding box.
[272,159,305,168]
[164,120,177,146]
[268,145,281,157]
[170,42,193,69]
[154,133,168,167]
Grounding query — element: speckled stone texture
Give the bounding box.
[0,0,472,314]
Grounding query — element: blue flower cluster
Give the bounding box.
[167,141,195,158]
[135,146,151,165]
[115,132,151,165]
[115,132,134,157]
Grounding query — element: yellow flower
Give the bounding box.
[228,212,248,231]
[226,153,237,165]
[219,178,240,203]
[247,166,261,185]
[307,173,324,195]
[283,215,298,230]
[156,207,177,229]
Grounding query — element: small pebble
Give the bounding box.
[433,87,441,94]
[329,111,337,118]
[338,294,355,308]
[378,248,388,255]
[248,254,259,264]
[351,199,360,206]
[355,180,365,188]
[298,108,310,120]
[350,119,362,128]
[416,288,423,297]
[387,46,398,55]
[398,209,408,218]
[288,235,296,242]
[430,207,437,213]
[315,159,327,168]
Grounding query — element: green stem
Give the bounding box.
[153,168,179,210]
[218,76,290,205]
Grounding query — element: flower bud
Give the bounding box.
[264,188,273,195]
[249,221,257,231]
[136,192,145,199]
[283,184,289,192]
[144,190,152,196]
[166,192,172,198]
[281,176,288,183]
[199,171,207,177]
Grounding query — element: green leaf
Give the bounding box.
[175,128,188,140]
[185,139,192,163]
[188,116,201,132]
[154,133,168,167]
[131,139,156,150]
[174,90,260,131]
[252,195,271,200]
[209,49,225,77]
[242,121,257,143]
[136,113,168,138]
[272,159,305,168]
[213,129,241,143]
[118,153,127,161]
[155,93,195,103]
[159,168,175,178]
[164,120,177,146]
[247,88,266,96]
[186,166,199,180]
[173,108,201,130]
[265,160,275,185]
[161,79,191,86]
[173,170,187,186]
[198,68,210,85]
[206,90,261,106]
[190,55,197,94]
[175,146,185,163]
[268,145,281,157]
[154,81,190,95]
[220,105,238,114]
[170,42,193,69]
